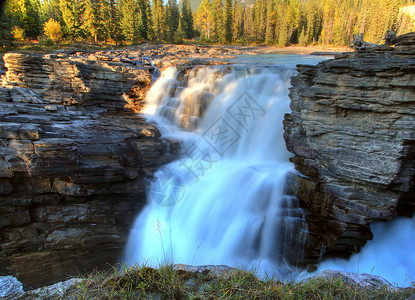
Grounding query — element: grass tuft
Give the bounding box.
[61,264,415,300]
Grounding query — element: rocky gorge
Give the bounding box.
[0,37,414,291]
[0,45,255,288]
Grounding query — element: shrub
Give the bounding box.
[11,26,25,42]
[43,19,63,44]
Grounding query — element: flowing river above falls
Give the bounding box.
[123,54,415,287]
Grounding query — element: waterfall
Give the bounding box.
[124,62,309,278]
[123,55,414,287]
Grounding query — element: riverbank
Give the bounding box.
[6,264,414,299]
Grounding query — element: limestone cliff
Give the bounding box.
[0,53,176,288]
[284,33,415,264]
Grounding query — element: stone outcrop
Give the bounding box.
[284,33,415,264]
[2,51,154,113]
[0,53,178,288]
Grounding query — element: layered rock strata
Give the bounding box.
[284,33,415,264]
[0,53,178,288]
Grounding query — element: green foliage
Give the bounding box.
[180,0,194,39]
[166,0,180,42]
[151,0,167,41]
[59,0,83,40]
[0,9,14,50]
[120,0,150,43]
[195,0,212,41]
[3,0,415,46]
[63,263,415,300]
[6,0,41,38]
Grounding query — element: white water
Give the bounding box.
[124,55,415,286]
[315,216,415,287]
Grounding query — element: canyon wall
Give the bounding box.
[0,52,176,288]
[284,33,415,265]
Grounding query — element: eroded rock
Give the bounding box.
[0,54,176,288]
[284,33,415,264]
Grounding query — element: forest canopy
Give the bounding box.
[1,0,414,49]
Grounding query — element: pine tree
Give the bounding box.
[82,0,99,43]
[223,0,232,43]
[6,0,41,39]
[265,0,275,44]
[180,0,194,39]
[210,0,222,42]
[232,0,244,43]
[166,0,180,42]
[59,0,83,39]
[108,0,122,44]
[151,0,166,41]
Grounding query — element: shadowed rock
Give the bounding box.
[284,33,415,265]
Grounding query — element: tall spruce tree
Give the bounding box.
[166,0,180,42]
[223,0,232,43]
[151,0,166,41]
[180,0,194,39]
[59,0,83,39]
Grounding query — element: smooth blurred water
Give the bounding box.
[314,216,415,287]
[123,54,414,286]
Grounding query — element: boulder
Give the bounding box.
[305,270,394,289]
[0,276,23,297]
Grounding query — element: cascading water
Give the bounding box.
[314,216,415,287]
[124,55,415,286]
[124,61,311,278]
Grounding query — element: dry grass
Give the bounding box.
[60,264,415,300]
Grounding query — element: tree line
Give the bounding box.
[197,0,415,45]
[1,0,414,49]
[0,0,194,47]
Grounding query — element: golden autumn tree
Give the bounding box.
[43,18,63,43]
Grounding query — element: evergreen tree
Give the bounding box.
[108,0,122,44]
[232,0,244,43]
[180,0,194,39]
[82,0,99,43]
[166,0,180,42]
[59,0,84,39]
[6,0,41,38]
[0,5,14,49]
[265,0,275,44]
[210,0,222,42]
[39,0,61,25]
[151,0,166,41]
[223,0,232,43]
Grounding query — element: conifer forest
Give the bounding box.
[1,0,414,49]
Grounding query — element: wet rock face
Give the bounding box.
[0,58,176,288]
[284,35,415,264]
